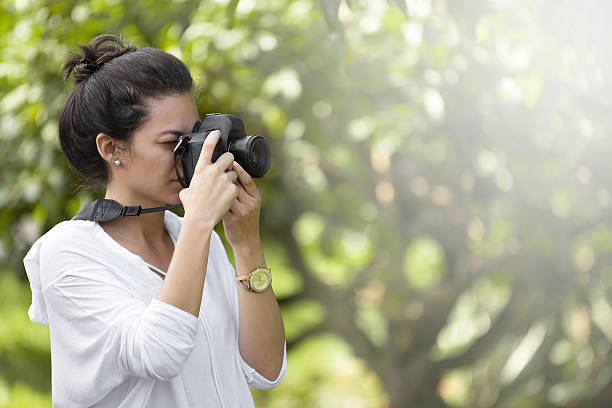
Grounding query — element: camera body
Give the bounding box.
[173,113,271,187]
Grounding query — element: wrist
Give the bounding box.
[232,238,262,256]
[233,241,265,270]
[183,213,216,235]
[229,230,261,250]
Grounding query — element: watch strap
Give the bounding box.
[235,266,271,292]
[235,274,251,291]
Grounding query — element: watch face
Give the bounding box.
[250,269,271,292]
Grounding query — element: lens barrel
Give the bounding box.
[228,135,271,178]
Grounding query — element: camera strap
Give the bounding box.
[173,135,190,188]
[72,199,182,223]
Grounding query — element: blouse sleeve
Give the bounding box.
[39,236,199,405]
[209,232,287,390]
[238,341,287,390]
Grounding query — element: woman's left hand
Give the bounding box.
[222,161,262,250]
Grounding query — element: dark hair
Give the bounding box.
[59,34,194,185]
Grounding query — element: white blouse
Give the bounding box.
[23,210,286,408]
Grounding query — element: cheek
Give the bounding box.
[132,145,177,174]
[131,150,174,180]
[152,148,176,167]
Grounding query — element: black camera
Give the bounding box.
[173,113,271,187]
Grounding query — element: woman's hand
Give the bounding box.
[222,161,262,250]
[179,130,239,231]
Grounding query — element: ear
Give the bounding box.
[95,132,117,164]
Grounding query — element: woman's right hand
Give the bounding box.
[178,130,239,230]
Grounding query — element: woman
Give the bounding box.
[23,34,286,407]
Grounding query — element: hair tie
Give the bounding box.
[79,58,99,71]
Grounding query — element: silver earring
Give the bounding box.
[114,159,120,166]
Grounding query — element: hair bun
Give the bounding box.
[62,34,138,85]
[73,58,100,82]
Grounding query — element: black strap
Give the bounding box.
[72,199,182,222]
[173,135,190,188]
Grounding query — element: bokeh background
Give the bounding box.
[3,0,612,407]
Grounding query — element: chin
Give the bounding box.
[142,190,181,208]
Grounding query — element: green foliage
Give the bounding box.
[403,236,446,289]
[252,334,388,408]
[0,271,50,407]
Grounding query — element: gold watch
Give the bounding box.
[235,267,272,293]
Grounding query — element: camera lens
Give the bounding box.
[248,137,270,176]
[228,135,271,178]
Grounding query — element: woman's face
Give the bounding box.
[112,93,199,206]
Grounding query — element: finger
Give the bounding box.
[222,211,236,223]
[214,152,235,172]
[233,161,259,197]
[236,183,254,203]
[229,198,246,216]
[226,170,238,184]
[194,130,221,173]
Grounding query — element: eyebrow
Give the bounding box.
[158,121,199,139]
[159,130,184,138]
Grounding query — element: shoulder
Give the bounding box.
[23,220,105,324]
[46,219,97,239]
[24,220,103,275]
[36,220,99,256]
[26,220,97,257]
[25,219,117,286]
